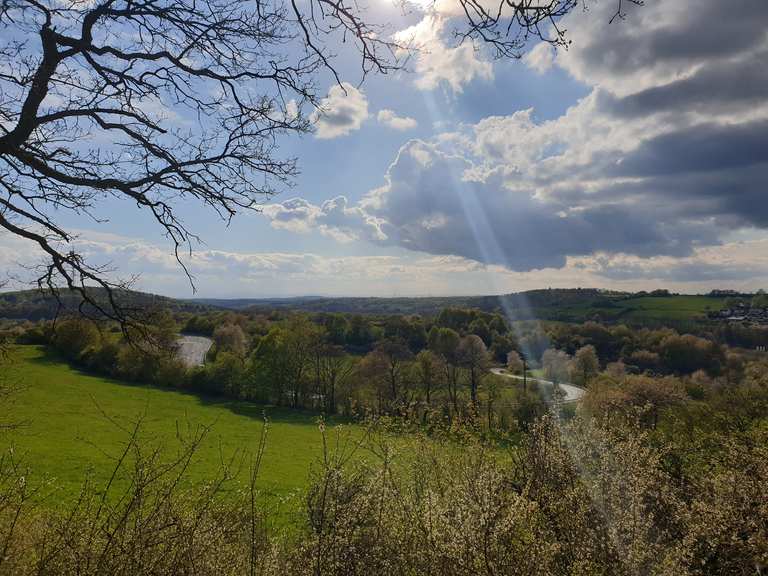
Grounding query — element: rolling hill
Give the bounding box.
[0,287,737,325]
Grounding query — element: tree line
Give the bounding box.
[8,306,758,433]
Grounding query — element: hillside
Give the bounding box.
[197,289,732,325]
[512,292,732,324]
[194,289,627,316]
[0,287,736,325]
[0,288,212,320]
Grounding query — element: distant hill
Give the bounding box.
[1,287,734,325]
[192,288,731,324]
[192,296,328,310]
[196,288,625,315]
[192,294,503,315]
[0,288,212,321]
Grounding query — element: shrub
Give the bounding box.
[53,318,100,361]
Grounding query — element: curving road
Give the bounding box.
[176,335,213,367]
[490,368,586,403]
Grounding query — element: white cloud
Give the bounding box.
[377,109,418,131]
[569,239,768,288]
[261,198,321,233]
[7,0,768,297]
[0,229,534,297]
[311,83,369,139]
[261,195,382,243]
[524,42,555,74]
[394,16,493,93]
[5,225,768,297]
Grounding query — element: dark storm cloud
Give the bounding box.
[604,55,768,118]
[570,0,768,81]
[625,165,768,228]
[616,121,768,177]
[587,118,768,229]
[545,159,768,237]
[359,142,715,271]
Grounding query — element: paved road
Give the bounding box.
[490,368,586,403]
[176,335,213,367]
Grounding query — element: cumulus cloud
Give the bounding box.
[311,83,369,139]
[263,0,768,282]
[377,109,418,131]
[524,42,555,74]
[262,195,383,243]
[276,140,717,271]
[394,15,493,93]
[261,198,320,232]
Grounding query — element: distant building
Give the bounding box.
[709,302,768,325]
[709,289,742,297]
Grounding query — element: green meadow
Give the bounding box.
[534,294,728,323]
[616,295,727,320]
[2,346,358,522]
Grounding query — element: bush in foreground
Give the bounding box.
[0,412,765,575]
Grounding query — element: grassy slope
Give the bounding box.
[3,346,351,519]
[617,295,726,320]
[536,295,727,323]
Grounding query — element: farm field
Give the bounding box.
[533,294,728,324]
[615,295,727,320]
[1,346,357,522]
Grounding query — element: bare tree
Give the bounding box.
[283,316,316,408]
[0,0,629,322]
[451,0,643,58]
[414,348,442,407]
[542,348,570,385]
[213,322,248,358]
[429,326,462,413]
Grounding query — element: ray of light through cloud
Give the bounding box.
[417,81,551,364]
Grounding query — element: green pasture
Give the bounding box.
[2,346,360,523]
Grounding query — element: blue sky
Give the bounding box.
[3,0,768,298]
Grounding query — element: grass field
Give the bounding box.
[534,294,727,324]
[2,346,357,522]
[616,295,726,321]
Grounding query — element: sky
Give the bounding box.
[2,0,768,298]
